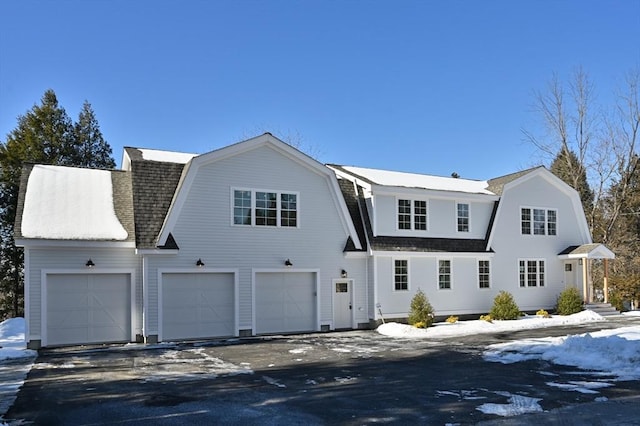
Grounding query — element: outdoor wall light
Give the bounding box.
[85,259,95,268]
[341,269,348,278]
[285,259,293,267]
[579,259,583,265]
[196,258,205,267]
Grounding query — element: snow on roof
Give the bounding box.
[139,148,198,164]
[21,165,128,240]
[340,165,494,195]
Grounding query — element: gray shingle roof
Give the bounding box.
[336,178,494,254]
[486,166,544,195]
[125,147,187,249]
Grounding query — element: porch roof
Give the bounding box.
[558,243,615,260]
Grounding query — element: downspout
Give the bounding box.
[142,254,148,343]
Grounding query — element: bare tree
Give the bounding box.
[523,67,597,232]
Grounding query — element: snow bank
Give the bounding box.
[485,326,640,380]
[0,318,36,361]
[377,310,604,339]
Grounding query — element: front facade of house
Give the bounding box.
[15,134,613,348]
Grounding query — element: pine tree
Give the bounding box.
[0,90,116,319]
[73,101,116,169]
[550,147,594,212]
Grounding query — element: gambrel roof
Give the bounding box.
[335,177,496,254]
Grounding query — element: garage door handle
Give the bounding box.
[349,303,352,310]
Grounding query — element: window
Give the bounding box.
[280,193,297,227]
[438,260,451,289]
[519,260,545,287]
[256,191,277,226]
[457,203,469,232]
[394,260,408,291]
[414,200,427,230]
[233,189,298,227]
[547,210,557,235]
[398,199,411,230]
[521,208,557,236]
[478,260,490,288]
[233,190,252,225]
[397,198,427,231]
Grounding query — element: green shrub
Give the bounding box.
[489,291,521,320]
[479,314,493,322]
[413,321,427,329]
[446,315,458,323]
[555,287,583,315]
[608,290,625,312]
[408,288,435,328]
[536,309,551,318]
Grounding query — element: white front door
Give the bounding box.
[564,262,576,287]
[333,280,352,329]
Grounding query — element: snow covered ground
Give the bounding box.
[0,318,37,423]
[1,311,639,421]
[378,311,640,417]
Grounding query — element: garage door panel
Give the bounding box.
[162,273,235,341]
[255,272,316,334]
[46,274,131,346]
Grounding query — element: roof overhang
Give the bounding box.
[558,243,615,260]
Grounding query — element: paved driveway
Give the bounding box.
[6,318,640,425]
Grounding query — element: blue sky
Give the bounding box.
[1,1,638,178]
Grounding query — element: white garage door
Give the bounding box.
[255,272,316,334]
[162,273,235,341]
[46,274,131,346]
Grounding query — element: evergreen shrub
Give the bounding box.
[555,287,583,315]
[489,291,521,320]
[408,289,435,328]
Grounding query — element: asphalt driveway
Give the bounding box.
[6,317,640,425]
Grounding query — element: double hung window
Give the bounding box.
[457,203,469,232]
[478,260,490,288]
[438,260,451,289]
[519,260,545,287]
[394,259,408,291]
[521,207,557,236]
[397,199,427,231]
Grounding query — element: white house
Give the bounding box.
[14,133,613,348]
[330,164,614,321]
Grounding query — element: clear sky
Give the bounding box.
[1,1,639,179]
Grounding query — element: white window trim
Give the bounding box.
[231,187,300,228]
[520,206,558,236]
[437,258,452,290]
[456,202,471,233]
[518,258,546,287]
[392,258,410,292]
[396,197,429,231]
[477,259,491,289]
